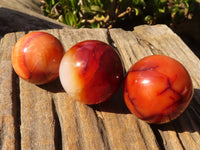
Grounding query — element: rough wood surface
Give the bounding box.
[0,0,72,38]
[0,0,42,14]
[0,25,200,150]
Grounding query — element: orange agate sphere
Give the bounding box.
[12,31,64,85]
[59,40,124,104]
[123,55,193,124]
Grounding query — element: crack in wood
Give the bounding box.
[106,29,127,75]
[12,69,21,150]
[136,120,151,150]
[135,36,163,55]
[175,130,186,150]
[150,125,166,150]
[52,100,62,150]
[92,106,111,150]
[11,33,21,150]
[106,29,125,60]
[74,102,88,149]
[106,29,116,49]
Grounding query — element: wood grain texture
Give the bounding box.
[110,25,200,150]
[0,0,42,14]
[0,0,72,38]
[0,25,200,150]
[133,25,200,150]
[0,33,20,150]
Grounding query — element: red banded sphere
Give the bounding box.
[59,40,124,104]
[123,55,193,124]
[12,31,64,85]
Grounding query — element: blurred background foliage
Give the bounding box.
[40,0,199,30]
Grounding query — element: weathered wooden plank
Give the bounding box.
[12,32,58,150]
[0,33,20,149]
[52,28,110,150]
[1,25,200,150]
[109,25,200,150]
[133,25,200,150]
[0,0,42,14]
[0,0,72,39]
[51,28,160,150]
[20,81,58,149]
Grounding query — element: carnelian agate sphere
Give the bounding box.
[123,55,193,124]
[12,31,64,85]
[59,40,124,104]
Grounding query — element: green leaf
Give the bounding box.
[158,8,165,13]
[144,15,154,24]
[51,0,55,5]
[65,13,73,26]
[91,5,104,12]
[91,22,100,28]
[81,5,92,13]
[134,8,140,16]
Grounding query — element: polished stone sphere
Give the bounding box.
[12,31,64,85]
[123,55,193,124]
[59,40,124,104]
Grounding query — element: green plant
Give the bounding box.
[40,0,199,29]
[168,0,198,24]
[41,0,82,27]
